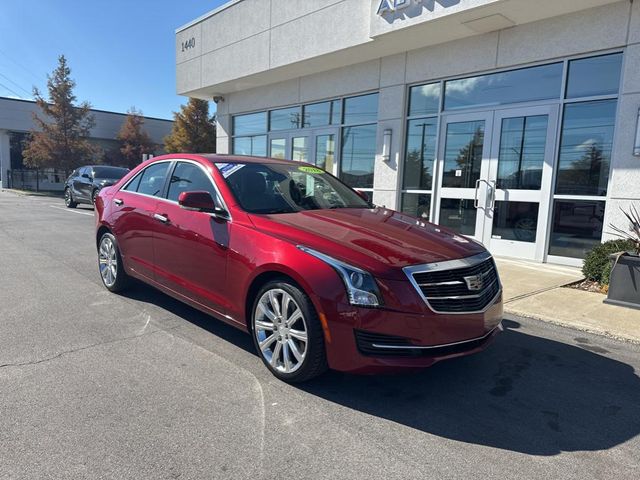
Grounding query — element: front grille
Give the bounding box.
[407,255,500,314]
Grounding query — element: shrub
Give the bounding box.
[582,239,634,284]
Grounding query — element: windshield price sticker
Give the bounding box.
[216,163,246,178]
[298,166,324,175]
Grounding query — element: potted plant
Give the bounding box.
[605,205,640,309]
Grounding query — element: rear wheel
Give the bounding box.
[98,232,130,293]
[251,280,327,383]
[64,188,77,208]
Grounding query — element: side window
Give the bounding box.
[136,162,171,197]
[123,171,143,192]
[167,162,218,202]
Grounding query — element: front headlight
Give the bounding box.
[298,246,382,307]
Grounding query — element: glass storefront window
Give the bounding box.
[233,135,267,157]
[439,199,477,236]
[340,124,376,188]
[233,112,267,136]
[442,120,485,188]
[403,118,437,190]
[269,107,301,131]
[566,53,622,99]
[315,135,335,171]
[496,115,548,190]
[270,138,286,159]
[409,83,440,117]
[444,63,563,111]
[292,136,308,162]
[401,193,431,220]
[555,99,616,196]
[343,93,379,125]
[492,201,539,243]
[549,200,605,258]
[331,99,342,125]
[302,102,330,128]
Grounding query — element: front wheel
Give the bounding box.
[251,280,327,383]
[64,188,77,208]
[91,189,99,205]
[98,232,130,293]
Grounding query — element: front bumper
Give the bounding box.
[319,291,503,374]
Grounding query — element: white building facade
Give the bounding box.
[0,97,174,190]
[176,0,640,266]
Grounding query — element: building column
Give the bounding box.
[214,99,231,155]
[373,85,406,209]
[0,130,10,189]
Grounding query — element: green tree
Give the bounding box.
[22,55,95,171]
[164,98,216,153]
[116,108,155,168]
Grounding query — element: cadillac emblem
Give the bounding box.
[464,273,486,291]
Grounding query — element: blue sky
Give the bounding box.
[0,0,227,119]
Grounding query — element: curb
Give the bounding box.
[504,306,640,345]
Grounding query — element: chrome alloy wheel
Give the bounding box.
[64,189,72,206]
[98,236,118,288]
[254,289,308,374]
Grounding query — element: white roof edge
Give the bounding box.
[175,0,244,33]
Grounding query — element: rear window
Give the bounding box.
[93,166,129,179]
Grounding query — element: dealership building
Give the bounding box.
[176,0,640,265]
[0,97,173,191]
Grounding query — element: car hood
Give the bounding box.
[249,207,486,280]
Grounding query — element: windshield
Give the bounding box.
[215,162,370,214]
[93,166,129,179]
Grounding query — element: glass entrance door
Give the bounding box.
[269,129,339,175]
[435,106,558,260]
[484,105,558,259]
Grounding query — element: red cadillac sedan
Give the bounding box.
[95,154,503,382]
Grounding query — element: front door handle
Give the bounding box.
[154,213,169,224]
[114,198,123,206]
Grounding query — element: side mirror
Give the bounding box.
[178,190,227,217]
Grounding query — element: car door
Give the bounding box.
[152,160,231,316]
[110,161,172,282]
[72,167,90,200]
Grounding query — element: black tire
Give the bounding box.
[91,189,99,206]
[64,188,77,208]
[251,279,328,383]
[98,232,130,293]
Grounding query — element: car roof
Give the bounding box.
[152,154,298,166]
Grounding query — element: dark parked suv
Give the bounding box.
[64,166,129,207]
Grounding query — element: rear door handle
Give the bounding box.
[114,198,123,206]
[154,213,169,224]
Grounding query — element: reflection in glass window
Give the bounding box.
[315,135,335,172]
[331,99,342,125]
[442,121,485,188]
[343,93,379,125]
[233,112,267,136]
[401,193,431,220]
[555,100,616,196]
[403,119,437,190]
[270,138,286,159]
[496,115,548,190]
[292,137,308,162]
[340,124,376,188]
[492,201,539,243]
[549,200,605,258]
[438,199,477,236]
[167,162,217,202]
[409,83,440,117]
[269,107,301,131]
[566,53,622,99]
[444,63,563,110]
[233,135,267,157]
[303,102,330,128]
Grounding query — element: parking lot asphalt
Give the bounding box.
[1,190,639,480]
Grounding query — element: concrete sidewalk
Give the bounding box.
[495,257,640,344]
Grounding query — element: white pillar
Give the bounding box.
[0,130,10,189]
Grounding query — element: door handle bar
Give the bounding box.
[114,198,123,206]
[154,213,169,223]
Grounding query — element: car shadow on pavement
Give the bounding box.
[120,282,255,355]
[299,319,640,456]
